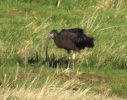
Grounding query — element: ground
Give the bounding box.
[0,0,127,99]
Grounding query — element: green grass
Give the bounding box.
[0,0,127,98]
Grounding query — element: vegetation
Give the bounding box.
[0,0,127,99]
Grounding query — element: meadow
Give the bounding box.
[0,0,127,99]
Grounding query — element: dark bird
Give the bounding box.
[49,28,95,67]
[50,28,94,53]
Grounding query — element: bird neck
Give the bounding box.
[54,35,61,42]
[53,35,62,48]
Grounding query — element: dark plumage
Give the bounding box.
[50,28,94,53]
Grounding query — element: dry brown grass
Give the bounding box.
[0,78,125,100]
[96,0,123,9]
[3,9,37,19]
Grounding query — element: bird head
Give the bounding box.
[50,30,58,38]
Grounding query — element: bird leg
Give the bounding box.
[45,45,50,66]
[72,51,76,69]
[67,54,71,68]
[67,51,76,69]
[72,52,76,60]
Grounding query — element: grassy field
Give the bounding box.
[0,0,127,99]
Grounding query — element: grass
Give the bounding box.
[0,78,125,100]
[0,0,127,99]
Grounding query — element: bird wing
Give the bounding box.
[56,30,78,50]
[64,30,86,50]
[60,28,86,42]
[60,31,77,41]
[67,31,85,44]
[60,28,85,40]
